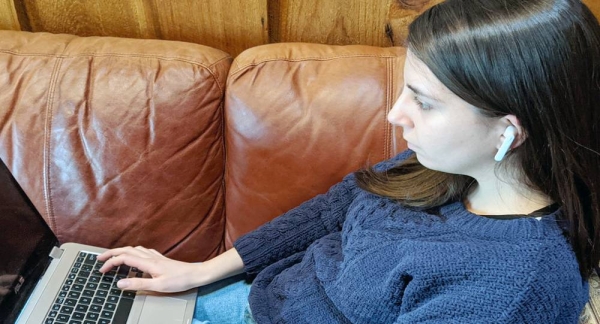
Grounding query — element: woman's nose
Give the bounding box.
[387,91,414,128]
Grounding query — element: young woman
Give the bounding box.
[98,0,600,322]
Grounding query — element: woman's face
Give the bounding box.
[388,51,504,177]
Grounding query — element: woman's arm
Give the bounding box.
[97,246,244,292]
[234,150,413,276]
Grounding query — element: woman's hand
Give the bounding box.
[97,246,204,293]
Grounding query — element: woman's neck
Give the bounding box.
[465,173,553,216]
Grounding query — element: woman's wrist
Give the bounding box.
[191,248,246,288]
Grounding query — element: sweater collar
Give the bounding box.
[440,201,566,240]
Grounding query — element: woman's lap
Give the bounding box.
[193,273,255,324]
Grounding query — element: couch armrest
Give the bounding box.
[0,31,231,262]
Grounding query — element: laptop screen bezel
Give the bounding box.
[0,158,59,323]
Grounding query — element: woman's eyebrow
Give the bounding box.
[407,84,442,102]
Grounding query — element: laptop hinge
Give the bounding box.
[49,246,64,260]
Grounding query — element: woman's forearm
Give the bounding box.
[194,248,246,287]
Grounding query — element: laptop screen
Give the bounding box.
[0,158,58,323]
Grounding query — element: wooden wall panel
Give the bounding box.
[0,0,19,30]
[149,0,268,57]
[269,0,442,47]
[0,0,598,57]
[22,0,156,39]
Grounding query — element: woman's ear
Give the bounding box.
[498,115,527,150]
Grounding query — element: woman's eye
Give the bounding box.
[413,96,432,110]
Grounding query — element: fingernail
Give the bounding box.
[117,280,129,289]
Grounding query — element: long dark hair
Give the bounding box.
[356,0,600,279]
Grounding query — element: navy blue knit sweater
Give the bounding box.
[234,150,589,323]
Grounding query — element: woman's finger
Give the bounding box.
[98,254,155,274]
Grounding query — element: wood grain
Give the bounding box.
[0,0,19,30]
[22,0,155,38]
[269,0,441,47]
[149,0,268,57]
[583,0,600,20]
[0,0,598,57]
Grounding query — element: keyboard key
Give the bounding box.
[110,289,121,296]
[79,297,92,305]
[122,291,135,299]
[113,297,134,324]
[117,266,130,276]
[59,291,68,298]
[68,319,82,324]
[89,275,101,283]
[102,276,114,283]
[67,291,81,299]
[99,319,110,324]
[105,303,116,311]
[107,295,119,303]
[75,305,88,313]
[96,290,108,297]
[48,310,58,317]
[100,310,113,318]
[85,283,98,290]
[92,297,106,305]
[83,321,95,324]
[64,299,77,306]
[71,284,84,292]
[45,318,55,324]
[52,304,61,311]
[99,283,111,290]
[59,306,74,314]
[82,289,94,297]
[72,312,85,320]
[90,304,102,313]
[84,253,96,264]
[57,314,70,321]
[85,312,100,321]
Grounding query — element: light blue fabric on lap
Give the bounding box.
[193,273,255,324]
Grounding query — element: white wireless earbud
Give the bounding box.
[494,126,517,162]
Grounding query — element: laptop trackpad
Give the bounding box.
[138,295,187,323]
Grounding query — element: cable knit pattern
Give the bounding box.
[234,150,589,324]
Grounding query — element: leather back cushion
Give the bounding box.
[0,31,231,262]
[224,43,407,248]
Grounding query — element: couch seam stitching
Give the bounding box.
[43,56,63,235]
[0,50,228,69]
[229,54,399,76]
[207,56,232,97]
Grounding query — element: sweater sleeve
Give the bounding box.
[234,150,414,276]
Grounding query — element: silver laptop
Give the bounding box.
[0,157,197,324]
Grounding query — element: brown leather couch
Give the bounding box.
[0,31,598,323]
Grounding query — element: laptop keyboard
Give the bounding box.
[43,252,143,324]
